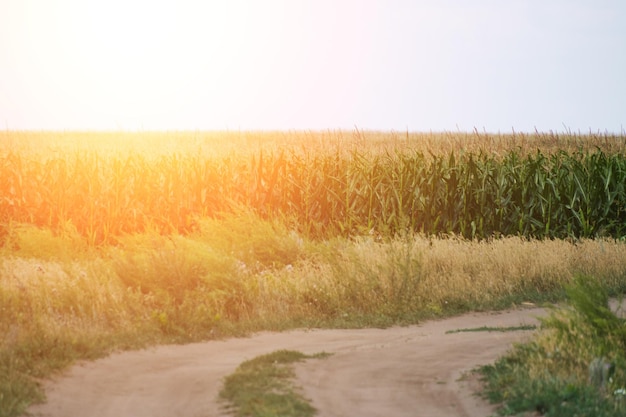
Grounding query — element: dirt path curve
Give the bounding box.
[28,307,546,417]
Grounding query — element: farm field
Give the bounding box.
[2,129,626,243]
[1,129,626,416]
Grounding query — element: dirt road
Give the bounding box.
[27,307,545,417]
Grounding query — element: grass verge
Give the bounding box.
[478,275,626,416]
[219,350,331,417]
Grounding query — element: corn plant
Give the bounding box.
[1,133,625,244]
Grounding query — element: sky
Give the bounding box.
[0,0,625,133]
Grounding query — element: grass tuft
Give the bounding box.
[219,350,330,417]
[445,325,537,334]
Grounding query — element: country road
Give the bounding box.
[27,307,545,417]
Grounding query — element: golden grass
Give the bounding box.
[3,226,626,349]
[284,235,626,321]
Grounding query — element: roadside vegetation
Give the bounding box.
[1,130,625,417]
[480,276,626,416]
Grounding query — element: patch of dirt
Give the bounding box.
[27,307,545,417]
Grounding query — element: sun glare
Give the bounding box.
[72,1,263,129]
[4,1,388,130]
[3,1,623,131]
[13,1,303,130]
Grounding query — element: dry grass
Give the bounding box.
[3,227,625,348]
[283,235,626,323]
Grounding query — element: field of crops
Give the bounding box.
[2,129,626,417]
[1,130,625,243]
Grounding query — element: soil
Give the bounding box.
[27,306,546,417]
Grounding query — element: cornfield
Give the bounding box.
[1,131,625,244]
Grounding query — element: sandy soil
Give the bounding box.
[27,307,546,417]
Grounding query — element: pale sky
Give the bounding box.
[1,0,624,132]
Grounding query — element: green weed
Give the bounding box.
[445,325,537,334]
